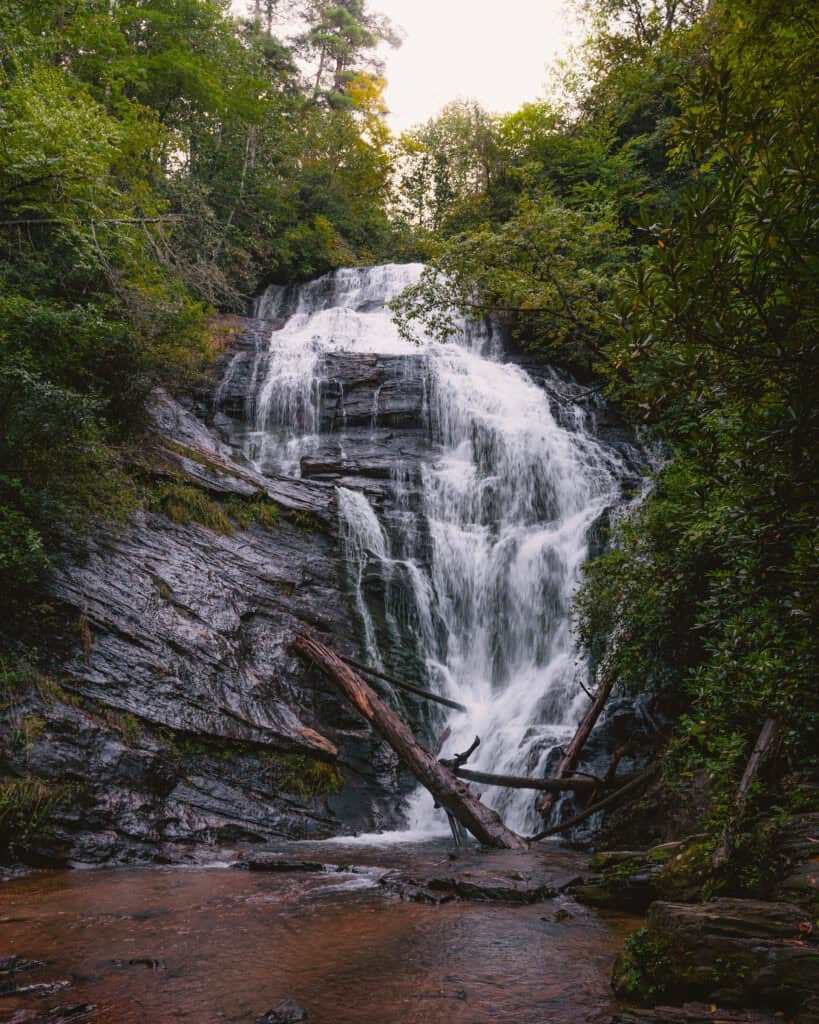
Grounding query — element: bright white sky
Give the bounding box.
[232,1,577,131]
[373,0,575,130]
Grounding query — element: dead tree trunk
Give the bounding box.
[293,634,528,850]
[712,717,781,870]
[454,767,598,795]
[538,675,616,816]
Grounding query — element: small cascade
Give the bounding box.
[336,486,389,667]
[231,263,640,837]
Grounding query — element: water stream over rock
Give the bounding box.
[219,263,643,837]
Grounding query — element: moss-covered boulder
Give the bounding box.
[575,836,711,911]
[613,898,819,1014]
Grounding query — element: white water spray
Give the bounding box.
[247,264,633,837]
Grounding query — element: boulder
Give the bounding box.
[613,897,819,1013]
[574,836,711,912]
[255,998,308,1023]
[380,847,586,905]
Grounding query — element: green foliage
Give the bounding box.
[613,927,676,1004]
[391,193,629,369]
[0,0,400,629]
[0,778,71,861]
[145,481,234,534]
[0,506,49,599]
[574,0,818,827]
[222,494,280,530]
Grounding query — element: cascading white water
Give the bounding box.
[248,263,633,837]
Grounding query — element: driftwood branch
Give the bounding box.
[338,654,467,712]
[293,633,527,849]
[441,735,480,769]
[712,717,781,870]
[538,675,617,816]
[529,763,659,842]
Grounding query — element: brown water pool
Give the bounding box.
[0,844,639,1024]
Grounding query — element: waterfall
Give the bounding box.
[243,264,636,837]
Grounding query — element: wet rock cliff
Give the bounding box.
[1,315,439,866]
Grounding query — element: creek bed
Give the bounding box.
[0,842,640,1024]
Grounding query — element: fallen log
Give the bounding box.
[454,767,599,795]
[529,763,659,842]
[538,674,616,817]
[338,654,467,713]
[293,633,527,850]
[712,717,780,870]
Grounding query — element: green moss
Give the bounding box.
[657,839,712,900]
[613,927,676,1003]
[0,656,79,713]
[100,708,142,747]
[15,713,45,749]
[222,494,279,530]
[145,481,233,534]
[0,778,73,860]
[36,675,80,707]
[161,439,230,474]
[268,753,344,799]
[284,509,324,533]
[160,730,255,762]
[120,713,141,748]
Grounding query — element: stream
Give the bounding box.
[0,843,639,1024]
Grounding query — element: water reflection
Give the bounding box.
[0,856,636,1024]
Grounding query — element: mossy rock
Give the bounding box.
[614,898,819,1012]
[656,838,712,902]
[265,753,344,800]
[578,837,710,911]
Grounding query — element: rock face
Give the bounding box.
[255,998,309,1023]
[771,812,819,914]
[1,318,431,865]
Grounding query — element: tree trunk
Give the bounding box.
[712,717,781,870]
[538,675,616,816]
[454,767,598,795]
[292,634,528,850]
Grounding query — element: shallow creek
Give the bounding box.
[0,842,639,1024]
